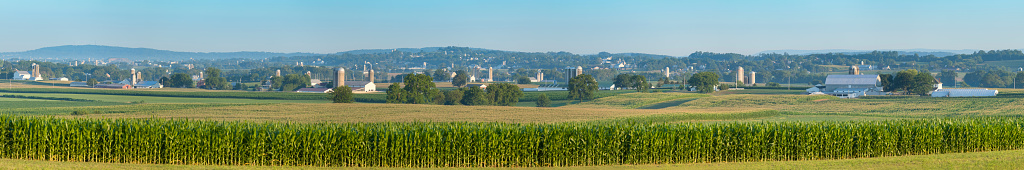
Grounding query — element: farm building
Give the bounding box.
[69,82,89,87]
[344,81,376,92]
[467,84,487,89]
[809,74,887,98]
[49,77,69,81]
[296,88,334,93]
[931,89,997,97]
[134,81,163,89]
[94,84,131,89]
[12,71,31,80]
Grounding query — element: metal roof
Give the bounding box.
[833,88,870,92]
[824,75,879,85]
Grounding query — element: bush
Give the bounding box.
[535,93,551,107]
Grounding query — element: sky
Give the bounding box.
[1,0,1023,56]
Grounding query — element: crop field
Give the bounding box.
[4,83,1024,168]
[564,93,709,109]
[4,149,1024,169]
[0,115,1021,167]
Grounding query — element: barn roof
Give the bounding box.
[824,75,879,85]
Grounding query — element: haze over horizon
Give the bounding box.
[2,0,1023,56]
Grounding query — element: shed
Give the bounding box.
[69,82,89,87]
[296,88,334,93]
[95,84,131,89]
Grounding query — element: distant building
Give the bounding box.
[69,82,89,87]
[95,84,131,89]
[466,84,487,89]
[931,89,998,97]
[810,74,887,98]
[134,81,163,89]
[565,66,583,81]
[344,81,376,92]
[296,88,334,93]
[12,71,31,80]
[49,77,69,81]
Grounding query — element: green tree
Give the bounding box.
[280,74,310,92]
[982,72,1006,88]
[613,74,633,90]
[403,73,435,104]
[205,77,231,90]
[487,83,523,106]
[567,74,598,102]
[517,76,531,84]
[270,76,283,91]
[167,73,195,88]
[430,88,445,105]
[385,83,405,103]
[433,69,450,81]
[686,72,719,93]
[1015,72,1024,88]
[535,93,551,107]
[86,78,98,87]
[204,67,222,78]
[632,75,649,92]
[461,86,490,105]
[331,85,353,103]
[893,69,920,93]
[444,89,464,105]
[233,82,246,90]
[909,72,936,96]
[452,70,469,87]
[879,74,894,92]
[937,70,957,86]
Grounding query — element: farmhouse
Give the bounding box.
[296,88,334,93]
[344,81,376,92]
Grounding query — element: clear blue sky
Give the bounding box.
[1,0,1022,55]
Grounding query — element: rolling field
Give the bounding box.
[3,81,1024,168]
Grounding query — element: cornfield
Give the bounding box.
[0,115,1022,167]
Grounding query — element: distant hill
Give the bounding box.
[0,45,321,61]
[758,49,981,57]
[0,45,507,61]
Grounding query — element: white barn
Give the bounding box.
[344,81,376,92]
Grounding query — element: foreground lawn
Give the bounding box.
[3,149,1021,169]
